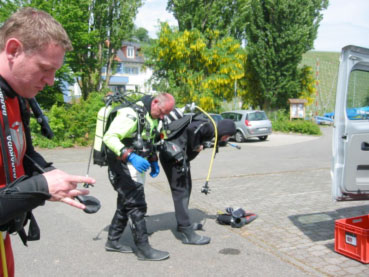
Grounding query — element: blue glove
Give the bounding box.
[127,153,150,173]
[149,161,160,178]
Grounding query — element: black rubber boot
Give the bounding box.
[131,214,169,261]
[178,225,211,245]
[136,242,170,261]
[105,239,133,253]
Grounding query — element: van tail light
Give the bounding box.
[245,120,251,126]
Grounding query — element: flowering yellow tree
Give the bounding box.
[147,23,246,111]
[298,65,316,106]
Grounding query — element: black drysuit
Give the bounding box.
[105,96,158,245]
[160,114,214,228]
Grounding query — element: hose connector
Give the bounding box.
[201,181,211,195]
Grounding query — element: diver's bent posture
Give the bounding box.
[160,111,236,244]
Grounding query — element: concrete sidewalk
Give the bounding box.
[12,127,369,276]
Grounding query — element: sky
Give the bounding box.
[134,0,369,53]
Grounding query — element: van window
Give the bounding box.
[346,69,369,120]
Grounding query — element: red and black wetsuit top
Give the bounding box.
[0,91,27,187]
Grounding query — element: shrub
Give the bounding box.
[272,118,321,135]
[30,92,106,148]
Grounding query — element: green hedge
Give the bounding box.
[269,110,321,135]
[30,92,106,148]
[272,119,321,135]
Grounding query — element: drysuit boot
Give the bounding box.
[106,208,132,253]
[178,225,211,245]
[135,242,170,261]
[131,216,169,261]
[105,239,133,253]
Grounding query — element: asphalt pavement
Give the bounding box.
[12,127,369,276]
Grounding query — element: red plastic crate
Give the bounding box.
[335,214,369,263]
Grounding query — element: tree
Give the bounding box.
[147,23,246,111]
[298,65,316,106]
[243,0,328,110]
[58,0,143,99]
[167,0,248,42]
[134,27,150,43]
[0,0,143,101]
[0,0,75,108]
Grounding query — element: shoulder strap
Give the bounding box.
[0,88,16,184]
[132,104,147,136]
[105,102,146,135]
[0,120,10,185]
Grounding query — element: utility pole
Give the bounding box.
[234,80,237,110]
[315,58,320,116]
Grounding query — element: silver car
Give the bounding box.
[221,110,272,142]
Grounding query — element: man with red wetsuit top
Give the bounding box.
[0,8,95,276]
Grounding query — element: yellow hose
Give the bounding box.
[194,106,218,183]
[0,232,8,277]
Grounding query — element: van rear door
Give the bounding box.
[332,45,369,201]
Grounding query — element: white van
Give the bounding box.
[332,45,369,201]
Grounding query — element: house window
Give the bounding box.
[127,46,134,58]
[109,85,126,93]
[116,63,124,73]
[123,67,139,75]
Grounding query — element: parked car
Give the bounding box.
[209,113,228,146]
[221,110,272,142]
[185,112,228,146]
[185,112,224,124]
[209,113,224,125]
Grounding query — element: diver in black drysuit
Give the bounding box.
[160,111,236,244]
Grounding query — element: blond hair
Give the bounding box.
[0,7,72,53]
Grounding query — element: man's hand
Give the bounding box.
[194,145,204,152]
[127,153,150,173]
[149,161,160,178]
[43,169,95,210]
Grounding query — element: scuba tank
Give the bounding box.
[93,105,113,166]
[91,91,150,166]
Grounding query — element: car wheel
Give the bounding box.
[235,131,244,143]
[258,136,268,141]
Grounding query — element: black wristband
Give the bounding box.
[120,148,133,162]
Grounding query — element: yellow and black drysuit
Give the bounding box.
[103,95,169,261]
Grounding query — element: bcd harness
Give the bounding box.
[93,93,158,167]
[161,105,219,195]
[159,114,192,172]
[160,112,214,174]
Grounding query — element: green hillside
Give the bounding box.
[301,51,340,115]
[224,51,341,115]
